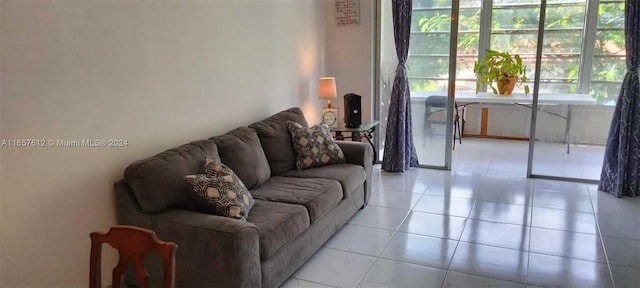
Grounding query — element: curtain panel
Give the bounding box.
[382,0,419,172]
[599,0,640,197]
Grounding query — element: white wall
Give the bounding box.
[0,0,326,286]
[325,0,376,123]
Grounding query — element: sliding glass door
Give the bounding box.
[376,0,625,181]
[529,0,625,181]
[408,0,463,168]
[379,0,461,168]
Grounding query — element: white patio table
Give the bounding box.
[411,91,597,153]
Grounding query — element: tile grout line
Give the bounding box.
[457,171,528,285]
[289,277,338,288]
[361,175,463,288]
[423,171,465,288]
[526,189,535,287]
[344,167,624,287]
[362,196,613,238]
[439,200,475,288]
[448,191,527,286]
[354,254,380,288]
[354,197,413,288]
[589,185,617,288]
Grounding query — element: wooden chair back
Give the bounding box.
[89,225,177,288]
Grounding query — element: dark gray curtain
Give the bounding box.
[599,0,640,197]
[382,0,419,172]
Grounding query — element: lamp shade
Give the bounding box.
[319,77,337,99]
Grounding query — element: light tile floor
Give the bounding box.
[281,166,640,288]
[417,138,604,180]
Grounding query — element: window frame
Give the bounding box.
[407,0,626,102]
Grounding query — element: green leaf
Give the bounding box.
[474,49,529,95]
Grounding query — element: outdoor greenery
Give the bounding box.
[474,49,530,95]
[407,0,626,104]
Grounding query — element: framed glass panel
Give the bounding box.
[530,0,613,181]
[406,0,470,167]
[376,0,625,179]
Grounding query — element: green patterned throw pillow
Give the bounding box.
[287,121,345,169]
[185,158,255,220]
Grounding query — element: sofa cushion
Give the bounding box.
[124,140,220,212]
[247,200,310,261]
[184,158,255,220]
[280,163,366,200]
[210,127,270,189]
[287,121,345,169]
[250,176,342,223]
[249,108,308,175]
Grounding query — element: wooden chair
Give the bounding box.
[90,225,177,288]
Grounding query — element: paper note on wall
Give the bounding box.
[336,0,359,25]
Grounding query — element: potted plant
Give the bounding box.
[474,50,530,95]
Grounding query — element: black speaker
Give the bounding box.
[344,93,362,128]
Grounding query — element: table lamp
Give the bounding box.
[319,77,339,127]
[319,77,337,108]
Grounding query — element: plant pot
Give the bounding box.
[497,76,517,95]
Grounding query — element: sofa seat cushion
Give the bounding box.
[280,163,366,199]
[247,200,310,261]
[250,176,342,223]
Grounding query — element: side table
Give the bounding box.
[330,120,380,164]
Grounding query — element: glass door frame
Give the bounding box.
[442,0,461,170]
[526,0,600,184]
[374,0,459,170]
[375,0,607,182]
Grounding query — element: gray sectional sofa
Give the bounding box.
[114,107,373,287]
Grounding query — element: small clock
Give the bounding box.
[322,108,339,127]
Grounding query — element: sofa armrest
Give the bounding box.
[155,209,261,287]
[114,181,261,287]
[336,141,373,205]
